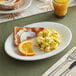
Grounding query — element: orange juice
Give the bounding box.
[53,0,69,18]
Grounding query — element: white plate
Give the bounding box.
[4,22,72,61]
[0,0,32,14]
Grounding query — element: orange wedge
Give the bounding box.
[18,40,36,56]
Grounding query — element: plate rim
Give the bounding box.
[4,22,72,61]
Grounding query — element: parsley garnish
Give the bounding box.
[38,44,41,48]
[49,35,52,37]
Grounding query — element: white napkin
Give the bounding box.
[42,47,76,76]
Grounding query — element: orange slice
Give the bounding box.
[18,40,36,56]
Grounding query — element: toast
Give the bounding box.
[0,0,23,10]
[14,27,45,46]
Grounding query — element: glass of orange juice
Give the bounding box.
[52,0,69,18]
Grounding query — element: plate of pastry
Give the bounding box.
[4,22,72,61]
[0,0,32,14]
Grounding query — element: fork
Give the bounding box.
[48,49,76,76]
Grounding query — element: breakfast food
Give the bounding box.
[18,40,36,56]
[0,0,23,10]
[35,29,60,52]
[14,26,60,56]
[14,27,45,46]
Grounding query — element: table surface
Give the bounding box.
[0,7,76,76]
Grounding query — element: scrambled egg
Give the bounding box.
[35,29,60,52]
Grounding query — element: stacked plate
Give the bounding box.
[0,0,32,14]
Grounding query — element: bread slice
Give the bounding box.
[0,0,23,10]
[14,27,45,46]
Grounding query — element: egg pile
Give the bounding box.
[35,29,60,52]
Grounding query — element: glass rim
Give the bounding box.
[53,0,69,4]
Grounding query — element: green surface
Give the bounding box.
[0,7,76,76]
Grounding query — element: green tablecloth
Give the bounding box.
[0,7,76,76]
